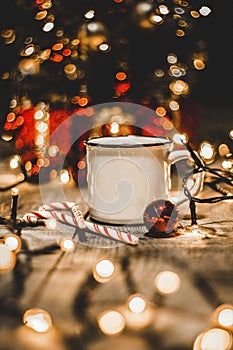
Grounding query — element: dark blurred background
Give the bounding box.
[0,0,232,157]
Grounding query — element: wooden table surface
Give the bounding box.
[0,167,233,350]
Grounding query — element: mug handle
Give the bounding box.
[167,149,204,207]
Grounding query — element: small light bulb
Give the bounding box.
[59,170,70,184]
[59,237,75,252]
[45,218,57,230]
[154,270,181,295]
[4,234,21,253]
[10,156,20,169]
[199,141,216,164]
[110,122,120,134]
[212,304,233,330]
[128,294,146,314]
[93,258,115,283]
[84,9,95,19]
[0,243,16,271]
[23,308,52,333]
[218,309,233,328]
[11,187,19,196]
[200,328,232,350]
[97,310,126,336]
[173,133,188,144]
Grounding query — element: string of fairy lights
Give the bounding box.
[0,137,233,348]
[0,1,232,348]
[0,191,233,349]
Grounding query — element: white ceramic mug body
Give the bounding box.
[85,135,178,224]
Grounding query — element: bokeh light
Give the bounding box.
[23,308,53,333]
[154,270,181,295]
[97,310,126,336]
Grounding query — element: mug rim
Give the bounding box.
[85,135,173,148]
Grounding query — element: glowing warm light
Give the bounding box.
[10,155,20,169]
[200,328,232,350]
[229,129,233,140]
[52,43,63,51]
[116,72,127,81]
[78,97,88,107]
[18,58,40,75]
[64,64,76,75]
[99,43,110,52]
[7,112,16,122]
[169,66,183,77]
[35,121,48,133]
[193,58,205,70]
[84,10,95,19]
[173,133,188,144]
[128,294,146,314]
[11,187,19,196]
[110,122,120,134]
[191,10,200,18]
[97,310,126,335]
[0,243,16,271]
[176,29,185,37]
[59,170,70,184]
[1,134,13,141]
[218,308,233,328]
[199,6,211,16]
[175,7,184,14]
[162,119,173,131]
[150,14,163,24]
[59,238,75,252]
[158,5,169,15]
[51,53,63,62]
[48,145,59,157]
[218,144,230,157]
[25,161,32,171]
[94,258,115,278]
[23,308,52,333]
[154,270,181,295]
[222,160,232,170]
[154,69,164,77]
[43,22,54,32]
[167,54,177,64]
[169,100,180,111]
[155,107,166,117]
[193,332,204,350]
[24,45,35,56]
[169,80,189,95]
[34,110,44,120]
[50,169,57,179]
[4,234,21,253]
[77,160,86,169]
[35,10,47,20]
[199,141,215,163]
[45,218,57,230]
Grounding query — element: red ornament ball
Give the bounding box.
[143,199,179,237]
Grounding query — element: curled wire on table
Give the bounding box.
[182,142,233,226]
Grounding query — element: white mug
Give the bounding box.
[85,135,203,224]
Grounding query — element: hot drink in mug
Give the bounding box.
[85,135,202,225]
